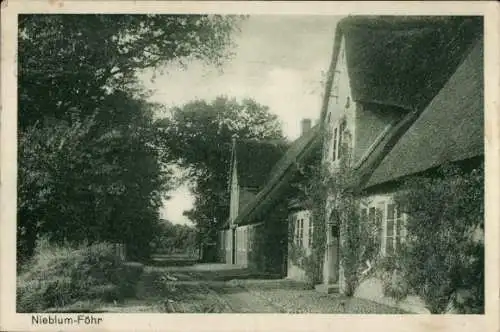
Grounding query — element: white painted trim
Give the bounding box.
[360,194,408,257]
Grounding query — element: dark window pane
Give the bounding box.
[387,219,394,236]
[386,239,394,255]
[361,208,367,220]
[369,207,376,223]
[395,204,401,218]
[387,204,395,219]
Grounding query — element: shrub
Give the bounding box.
[394,163,484,313]
[17,239,143,312]
[112,262,145,298]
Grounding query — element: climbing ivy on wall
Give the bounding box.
[289,125,378,292]
[286,118,484,313]
[248,200,289,275]
[393,162,484,314]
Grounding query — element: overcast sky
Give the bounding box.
[141,15,341,225]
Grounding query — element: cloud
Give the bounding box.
[160,184,195,225]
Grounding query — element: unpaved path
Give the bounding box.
[95,261,405,314]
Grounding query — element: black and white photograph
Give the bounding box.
[1,1,498,331]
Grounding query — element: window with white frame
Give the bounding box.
[292,212,311,248]
[292,215,298,245]
[361,198,407,257]
[248,227,252,252]
[331,120,347,162]
[384,203,406,255]
[332,127,338,161]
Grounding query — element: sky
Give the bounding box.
[140,15,341,225]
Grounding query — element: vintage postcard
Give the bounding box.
[1,1,499,331]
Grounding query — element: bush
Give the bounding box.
[394,164,484,313]
[17,239,144,312]
[112,262,145,298]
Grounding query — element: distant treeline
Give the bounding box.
[151,220,198,256]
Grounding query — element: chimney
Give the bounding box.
[301,118,312,136]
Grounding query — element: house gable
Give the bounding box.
[225,137,288,228]
[229,152,239,223]
[325,16,483,170]
[229,125,322,228]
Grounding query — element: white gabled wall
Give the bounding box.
[324,36,356,168]
[287,210,313,282]
[229,160,239,223]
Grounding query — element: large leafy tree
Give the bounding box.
[151,220,198,256]
[156,96,286,250]
[18,14,242,128]
[17,14,244,263]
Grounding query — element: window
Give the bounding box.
[384,203,405,256]
[308,218,314,247]
[248,228,252,252]
[294,215,305,247]
[243,228,247,252]
[361,199,407,257]
[292,212,313,248]
[338,120,346,159]
[294,216,299,245]
[331,121,347,162]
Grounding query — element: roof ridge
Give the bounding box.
[223,126,322,228]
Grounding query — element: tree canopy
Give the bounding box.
[17,14,244,263]
[156,96,286,247]
[151,220,198,256]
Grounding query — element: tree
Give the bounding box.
[17,14,244,263]
[151,220,198,255]
[17,95,170,262]
[156,96,286,250]
[18,14,244,129]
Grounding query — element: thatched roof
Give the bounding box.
[221,16,484,229]
[230,138,288,189]
[365,38,483,188]
[223,126,321,228]
[338,16,483,111]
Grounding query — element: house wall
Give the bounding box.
[325,36,356,166]
[322,35,410,292]
[347,190,428,312]
[235,226,248,266]
[229,162,239,223]
[233,223,263,268]
[351,176,484,313]
[225,229,233,264]
[287,210,313,282]
[217,230,226,263]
